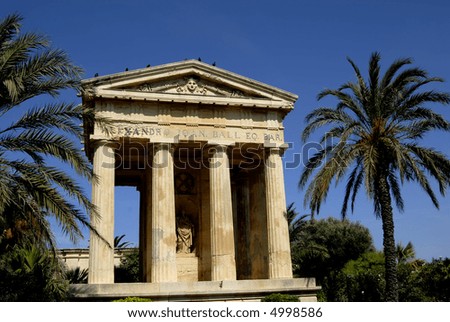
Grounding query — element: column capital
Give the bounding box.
[152,141,173,151]
[266,146,281,153]
[265,144,289,157]
[91,139,119,149]
[207,141,235,158]
[151,143,175,170]
[150,137,179,144]
[264,143,289,156]
[207,140,235,148]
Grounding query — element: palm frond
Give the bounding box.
[303,107,355,141]
[0,14,22,48]
[0,14,98,252]
[0,128,93,179]
[1,103,83,138]
[387,169,404,212]
[341,159,362,218]
[369,52,381,98]
[406,144,450,195]
[380,57,412,89]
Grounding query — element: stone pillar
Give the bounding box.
[88,140,116,284]
[138,183,147,282]
[209,144,236,281]
[143,167,152,282]
[265,147,293,278]
[150,143,177,282]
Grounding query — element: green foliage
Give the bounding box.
[286,202,309,243]
[338,252,386,301]
[299,52,450,301]
[0,13,103,251]
[410,258,450,301]
[113,297,152,302]
[397,260,429,301]
[334,249,450,302]
[261,293,300,302]
[65,267,88,284]
[291,217,373,301]
[115,248,140,283]
[0,245,68,301]
[396,241,416,264]
[114,234,132,249]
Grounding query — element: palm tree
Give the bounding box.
[299,52,450,301]
[114,234,132,249]
[0,13,96,250]
[65,267,89,284]
[286,202,309,243]
[396,241,415,264]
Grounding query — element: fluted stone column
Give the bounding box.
[265,147,293,278]
[88,140,116,284]
[209,144,237,281]
[150,143,177,282]
[143,167,152,282]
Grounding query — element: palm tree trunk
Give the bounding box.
[378,174,398,301]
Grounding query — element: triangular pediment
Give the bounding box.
[122,75,256,99]
[81,60,297,109]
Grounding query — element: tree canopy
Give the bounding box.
[291,217,373,301]
[0,13,97,251]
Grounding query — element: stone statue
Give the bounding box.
[176,211,194,254]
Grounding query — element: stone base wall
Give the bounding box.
[58,248,133,272]
[69,278,320,302]
[61,249,320,302]
[58,248,200,282]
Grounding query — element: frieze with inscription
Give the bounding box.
[97,123,284,144]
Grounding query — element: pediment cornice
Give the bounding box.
[81,60,297,109]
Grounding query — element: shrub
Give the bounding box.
[113,297,152,302]
[112,296,152,302]
[261,293,300,302]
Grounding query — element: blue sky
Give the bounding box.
[3,0,450,261]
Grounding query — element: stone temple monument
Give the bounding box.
[70,60,319,301]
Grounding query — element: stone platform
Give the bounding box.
[69,278,320,302]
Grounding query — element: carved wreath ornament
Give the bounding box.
[137,77,244,98]
[176,77,207,95]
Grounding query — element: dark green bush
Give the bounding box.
[261,293,300,302]
[115,249,140,283]
[113,297,152,302]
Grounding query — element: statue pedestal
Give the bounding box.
[176,253,199,282]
